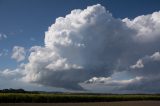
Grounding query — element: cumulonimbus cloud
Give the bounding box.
[23,4,134,90]
[11,4,160,92]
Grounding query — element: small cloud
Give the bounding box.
[131,51,160,70]
[11,46,26,62]
[0,33,7,40]
[85,76,143,86]
[130,59,144,69]
[150,52,160,61]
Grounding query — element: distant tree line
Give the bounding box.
[0,88,39,93]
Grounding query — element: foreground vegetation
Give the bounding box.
[0,93,160,103]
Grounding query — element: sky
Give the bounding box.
[1,0,160,93]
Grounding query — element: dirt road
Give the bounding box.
[0,101,160,106]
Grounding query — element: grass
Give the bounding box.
[0,93,160,103]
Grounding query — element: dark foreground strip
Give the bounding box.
[0,101,160,106]
[0,93,160,103]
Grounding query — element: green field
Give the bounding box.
[0,93,160,103]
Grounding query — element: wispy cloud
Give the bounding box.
[0,33,7,40]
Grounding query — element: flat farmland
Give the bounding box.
[0,93,160,105]
[0,101,160,106]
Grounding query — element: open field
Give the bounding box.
[0,101,160,106]
[0,93,160,103]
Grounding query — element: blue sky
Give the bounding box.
[1,0,160,92]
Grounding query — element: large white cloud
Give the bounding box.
[5,4,160,93]
[23,4,135,90]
